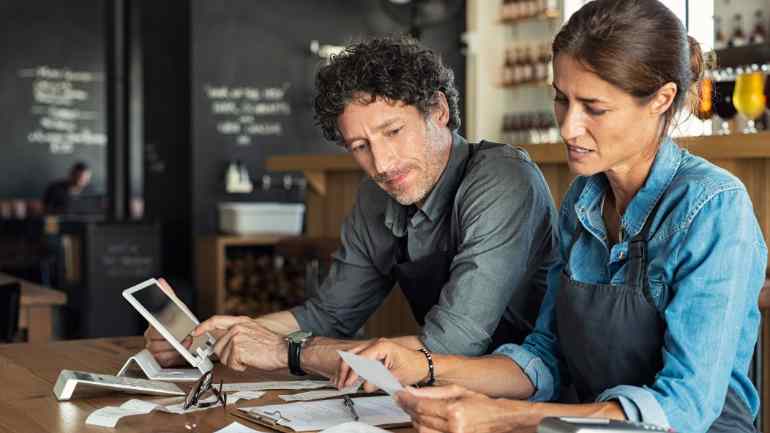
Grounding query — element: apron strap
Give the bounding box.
[625,195,668,306]
[565,189,669,310]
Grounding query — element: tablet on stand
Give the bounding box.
[121,278,216,382]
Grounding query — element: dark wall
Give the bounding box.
[0,0,107,199]
[190,0,466,235]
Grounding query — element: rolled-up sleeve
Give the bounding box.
[421,157,558,355]
[291,191,394,338]
[597,386,669,427]
[617,189,766,432]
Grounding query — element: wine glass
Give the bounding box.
[695,73,713,135]
[733,69,766,133]
[764,64,770,117]
[696,75,713,121]
[713,70,738,135]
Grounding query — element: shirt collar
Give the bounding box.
[384,131,469,236]
[575,137,682,239]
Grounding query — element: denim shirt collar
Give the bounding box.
[575,137,682,240]
[384,132,468,237]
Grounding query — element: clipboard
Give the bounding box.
[231,410,411,433]
[230,396,412,433]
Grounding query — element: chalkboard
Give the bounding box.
[85,223,161,290]
[73,222,161,338]
[190,0,466,234]
[0,0,106,199]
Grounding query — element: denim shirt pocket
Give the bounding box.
[646,278,671,312]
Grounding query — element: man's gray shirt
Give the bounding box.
[291,133,559,356]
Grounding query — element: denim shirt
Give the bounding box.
[495,138,768,433]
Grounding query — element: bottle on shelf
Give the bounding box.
[521,45,535,83]
[238,161,253,193]
[513,44,525,84]
[225,161,240,193]
[500,0,512,22]
[502,45,515,85]
[714,16,727,50]
[526,0,539,18]
[535,42,551,82]
[750,10,767,44]
[730,13,747,47]
[544,0,558,16]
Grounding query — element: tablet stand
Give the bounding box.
[117,349,204,382]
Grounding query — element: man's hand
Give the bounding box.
[334,338,429,392]
[142,278,189,367]
[193,315,288,371]
[395,385,533,433]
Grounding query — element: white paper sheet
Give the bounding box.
[215,421,267,433]
[239,395,409,431]
[320,421,391,433]
[222,380,330,392]
[337,351,403,396]
[85,390,266,427]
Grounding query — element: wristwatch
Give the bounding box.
[286,330,313,376]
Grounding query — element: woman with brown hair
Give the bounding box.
[334,1,767,432]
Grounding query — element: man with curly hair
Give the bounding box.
[145,36,558,379]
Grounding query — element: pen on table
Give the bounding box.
[343,395,359,421]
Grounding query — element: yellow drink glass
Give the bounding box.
[733,71,766,133]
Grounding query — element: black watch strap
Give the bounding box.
[288,340,307,376]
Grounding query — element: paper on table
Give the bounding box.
[85,390,267,427]
[222,380,330,392]
[279,381,362,402]
[240,396,409,432]
[215,421,267,433]
[85,402,153,428]
[337,351,403,395]
[320,421,391,433]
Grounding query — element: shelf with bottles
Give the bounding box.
[713,8,770,69]
[499,0,559,24]
[500,41,552,88]
[714,9,767,51]
[502,111,560,146]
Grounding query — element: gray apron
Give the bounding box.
[556,203,756,432]
[390,142,534,352]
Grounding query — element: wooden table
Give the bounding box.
[0,272,66,342]
[0,337,413,433]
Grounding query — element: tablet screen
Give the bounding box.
[131,281,208,352]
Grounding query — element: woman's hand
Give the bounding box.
[396,385,539,433]
[334,338,429,391]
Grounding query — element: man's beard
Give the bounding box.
[378,121,446,206]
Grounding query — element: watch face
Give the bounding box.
[289,330,313,343]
